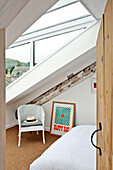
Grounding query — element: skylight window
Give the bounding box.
[23,1,92,35]
[35,29,84,65]
[6,0,96,86]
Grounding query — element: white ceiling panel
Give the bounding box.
[0,0,30,28]
[0,0,9,13]
[80,0,107,20]
[48,0,78,12]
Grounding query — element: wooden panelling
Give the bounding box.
[96,0,113,169]
[112,1,113,169]
[96,16,105,170]
[104,0,112,169]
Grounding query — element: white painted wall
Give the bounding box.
[6,104,17,129]
[6,74,96,130]
[42,74,96,131]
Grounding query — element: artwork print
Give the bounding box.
[50,101,75,136]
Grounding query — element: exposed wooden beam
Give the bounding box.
[28,62,96,105]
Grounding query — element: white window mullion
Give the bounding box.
[30,41,34,69]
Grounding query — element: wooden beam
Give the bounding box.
[0,29,5,170]
[28,62,96,105]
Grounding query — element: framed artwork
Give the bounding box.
[50,101,75,136]
[91,78,97,94]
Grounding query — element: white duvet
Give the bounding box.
[30,125,96,170]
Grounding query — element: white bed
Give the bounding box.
[30,125,96,170]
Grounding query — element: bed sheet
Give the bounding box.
[30,125,96,170]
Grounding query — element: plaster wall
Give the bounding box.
[6,74,96,130]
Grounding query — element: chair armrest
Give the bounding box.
[18,108,22,129]
[40,110,45,126]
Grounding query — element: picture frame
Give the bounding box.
[50,101,75,136]
[91,78,97,94]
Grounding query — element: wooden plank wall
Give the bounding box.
[104,0,112,169]
[96,16,105,170]
[96,0,113,169]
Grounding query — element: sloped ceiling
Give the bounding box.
[5,0,58,48]
[0,0,58,48]
[0,0,107,48]
[0,0,30,28]
[80,0,107,20]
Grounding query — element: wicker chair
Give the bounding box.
[18,104,45,147]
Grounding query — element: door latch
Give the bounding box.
[91,122,102,156]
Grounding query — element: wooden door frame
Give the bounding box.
[96,0,113,169]
[0,29,6,170]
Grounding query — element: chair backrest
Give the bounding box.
[18,104,45,122]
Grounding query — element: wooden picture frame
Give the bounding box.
[91,78,97,94]
[50,101,75,136]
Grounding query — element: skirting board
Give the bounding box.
[6,122,17,129]
[44,127,50,132]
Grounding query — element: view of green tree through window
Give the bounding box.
[5,43,30,86]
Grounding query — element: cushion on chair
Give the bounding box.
[19,105,44,122]
[21,120,42,127]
